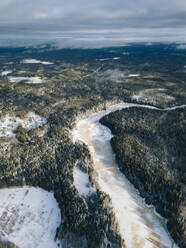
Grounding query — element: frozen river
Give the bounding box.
[73,102,182,248]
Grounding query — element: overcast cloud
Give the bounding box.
[0,0,186,47]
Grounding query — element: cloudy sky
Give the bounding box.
[0,0,186,47]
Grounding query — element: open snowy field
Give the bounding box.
[9,76,45,84]
[0,186,61,248]
[0,112,47,138]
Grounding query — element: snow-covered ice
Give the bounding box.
[0,186,61,248]
[9,76,44,84]
[0,112,47,138]
[22,59,53,65]
[1,70,12,76]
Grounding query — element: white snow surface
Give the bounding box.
[0,112,47,138]
[1,70,12,76]
[9,76,44,84]
[0,186,61,248]
[73,166,95,197]
[22,59,53,65]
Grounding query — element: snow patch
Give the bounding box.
[132,88,175,104]
[98,69,126,82]
[20,112,47,131]
[128,74,140,77]
[0,186,61,248]
[98,58,111,61]
[0,112,47,138]
[22,59,53,65]
[9,76,44,84]
[98,57,120,61]
[1,70,12,76]
[74,166,95,197]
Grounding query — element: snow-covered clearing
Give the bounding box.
[1,70,12,76]
[22,59,53,65]
[0,186,61,248]
[132,88,175,104]
[9,76,44,84]
[0,112,47,138]
[73,166,95,197]
[98,70,140,82]
[98,69,126,82]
